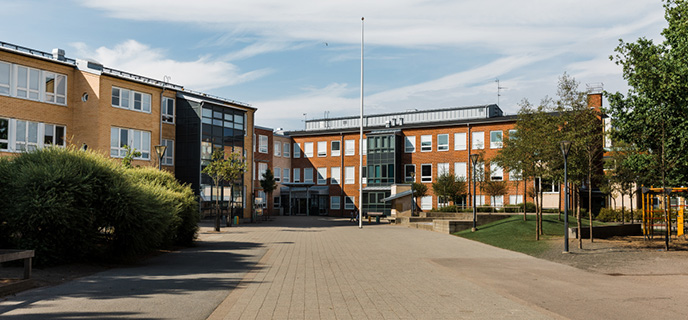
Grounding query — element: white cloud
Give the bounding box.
[71,40,272,91]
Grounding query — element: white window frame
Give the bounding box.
[508,129,517,140]
[362,138,367,155]
[293,168,301,182]
[294,143,301,158]
[0,62,67,105]
[274,167,281,182]
[437,134,449,151]
[510,195,523,205]
[15,65,40,101]
[331,167,341,185]
[161,139,174,166]
[438,163,449,176]
[345,166,355,184]
[421,196,432,210]
[14,120,39,152]
[344,139,355,156]
[331,140,341,157]
[274,141,281,156]
[490,163,503,181]
[258,162,268,180]
[43,72,67,105]
[317,141,327,157]
[454,132,466,150]
[475,195,485,206]
[345,196,355,210]
[259,135,268,153]
[405,164,416,182]
[490,130,503,149]
[0,61,10,96]
[454,162,467,180]
[304,168,314,183]
[110,127,151,160]
[492,195,504,207]
[304,142,314,158]
[420,135,432,152]
[331,196,341,210]
[405,136,416,153]
[111,86,151,113]
[283,169,290,183]
[317,167,327,185]
[472,131,484,150]
[162,97,175,124]
[421,164,432,183]
[283,142,290,157]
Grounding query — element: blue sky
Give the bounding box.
[0,0,667,130]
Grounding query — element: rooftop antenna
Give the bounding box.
[302,113,307,130]
[495,78,507,106]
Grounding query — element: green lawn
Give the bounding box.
[454,214,600,256]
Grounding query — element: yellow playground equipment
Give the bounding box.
[641,187,687,240]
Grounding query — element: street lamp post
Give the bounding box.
[410,172,416,216]
[154,145,167,171]
[560,141,571,253]
[470,154,479,232]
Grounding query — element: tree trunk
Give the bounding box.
[534,180,540,241]
[215,181,221,232]
[523,179,527,221]
[630,189,634,223]
[588,173,593,243]
[558,182,562,221]
[539,184,544,236]
[576,186,582,249]
[621,191,625,224]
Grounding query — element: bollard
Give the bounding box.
[234,216,239,225]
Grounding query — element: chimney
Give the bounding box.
[586,82,603,111]
[52,48,65,61]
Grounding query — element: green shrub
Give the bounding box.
[597,208,620,222]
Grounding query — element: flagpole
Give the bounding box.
[359,16,364,229]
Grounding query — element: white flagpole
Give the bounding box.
[359,17,364,229]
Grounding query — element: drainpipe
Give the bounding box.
[467,123,472,209]
[340,133,345,216]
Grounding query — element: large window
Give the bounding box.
[258,162,268,180]
[0,62,67,105]
[508,129,517,140]
[490,163,503,181]
[304,168,313,183]
[345,196,355,210]
[110,127,150,160]
[405,136,416,153]
[437,134,449,151]
[421,164,432,182]
[274,141,281,156]
[15,120,39,151]
[405,164,416,182]
[161,139,174,166]
[112,86,151,113]
[283,169,290,183]
[293,143,301,158]
[317,167,327,185]
[491,195,504,207]
[293,168,301,182]
[472,131,484,149]
[438,163,449,176]
[490,131,503,149]
[304,142,314,157]
[509,195,523,205]
[421,196,432,210]
[345,166,355,184]
[331,167,341,184]
[420,135,432,152]
[331,140,341,156]
[317,141,327,157]
[258,135,268,153]
[345,140,355,156]
[454,162,467,180]
[331,196,341,210]
[162,97,175,124]
[283,142,290,157]
[274,167,281,182]
[454,132,466,150]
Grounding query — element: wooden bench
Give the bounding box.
[367,212,384,224]
[0,249,34,279]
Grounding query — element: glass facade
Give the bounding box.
[363,131,401,215]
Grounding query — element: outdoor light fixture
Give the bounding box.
[560,141,571,253]
[155,145,167,171]
[469,154,479,232]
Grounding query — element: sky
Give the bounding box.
[0,0,668,131]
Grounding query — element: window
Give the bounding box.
[317,141,327,157]
[510,195,523,205]
[258,162,268,180]
[362,138,367,155]
[0,62,9,96]
[492,195,504,207]
[438,163,449,176]
[283,142,290,157]
[539,179,560,193]
[42,123,66,148]
[161,139,174,166]
[362,165,367,184]
[14,120,38,151]
[490,163,503,181]
[405,136,416,153]
[421,196,432,210]
[304,142,314,157]
[454,162,467,180]
[294,143,301,158]
[454,132,466,150]
[0,118,8,150]
[405,164,416,182]
[421,164,432,182]
[16,66,40,100]
[509,169,522,181]
[111,87,151,112]
[304,168,313,183]
[331,196,341,210]
[508,129,517,140]
[472,132,484,149]
[257,191,266,208]
[274,167,281,182]
[345,140,355,155]
[345,196,355,210]
[274,196,281,208]
[317,167,327,185]
[43,72,66,105]
[110,127,151,160]
[345,166,355,184]
[258,135,268,153]
[331,140,341,156]
[283,169,290,183]
[475,195,485,206]
[490,131,503,149]
[274,141,281,156]
[293,168,301,182]
[420,135,432,152]
[437,134,449,151]
[162,97,175,123]
[331,167,341,184]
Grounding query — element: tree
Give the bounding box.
[411,182,428,213]
[202,149,247,231]
[482,180,508,214]
[121,145,141,169]
[607,0,688,250]
[260,168,277,220]
[432,173,467,212]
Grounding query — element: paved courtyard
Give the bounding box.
[1,216,687,319]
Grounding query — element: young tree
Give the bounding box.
[202,149,247,231]
[260,168,277,220]
[432,174,467,212]
[482,180,508,214]
[411,182,428,213]
[121,145,141,169]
